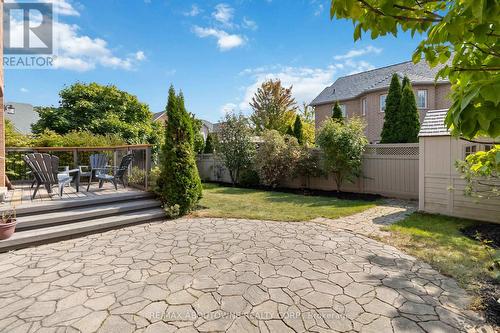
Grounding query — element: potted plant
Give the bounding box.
[0,208,17,240]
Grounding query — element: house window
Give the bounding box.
[484,144,493,152]
[340,104,347,118]
[379,94,387,112]
[362,98,367,116]
[465,145,477,157]
[417,90,428,109]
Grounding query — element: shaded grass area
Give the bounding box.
[384,212,496,290]
[192,183,377,222]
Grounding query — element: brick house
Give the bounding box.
[310,60,451,143]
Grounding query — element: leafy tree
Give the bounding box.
[398,81,421,143]
[204,133,215,154]
[293,115,304,145]
[316,118,368,191]
[32,82,160,146]
[5,120,31,147]
[216,112,255,185]
[299,103,316,146]
[157,86,202,216]
[254,130,302,188]
[299,102,315,123]
[250,79,298,134]
[329,0,500,139]
[380,74,402,143]
[331,101,344,121]
[456,146,500,198]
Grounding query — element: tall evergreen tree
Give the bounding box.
[204,133,215,154]
[398,81,421,143]
[157,86,202,216]
[293,115,304,145]
[380,74,402,143]
[286,125,295,137]
[401,76,411,89]
[332,101,344,121]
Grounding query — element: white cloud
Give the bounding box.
[220,103,237,114]
[47,0,80,16]
[51,21,146,71]
[184,4,201,17]
[20,87,29,93]
[334,45,382,60]
[242,17,258,30]
[234,56,378,111]
[238,65,337,111]
[314,4,324,16]
[135,51,146,61]
[6,0,80,16]
[6,4,145,72]
[344,59,375,74]
[193,26,244,51]
[213,3,234,25]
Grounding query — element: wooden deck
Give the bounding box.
[2,182,144,210]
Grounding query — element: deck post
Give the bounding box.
[73,149,78,168]
[145,146,152,191]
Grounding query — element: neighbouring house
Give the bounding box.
[4,102,38,134]
[310,60,451,143]
[153,112,221,140]
[153,111,167,124]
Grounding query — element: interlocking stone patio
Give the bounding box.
[0,202,492,333]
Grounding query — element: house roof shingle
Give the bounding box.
[310,60,449,106]
[419,109,450,137]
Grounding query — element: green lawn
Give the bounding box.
[192,183,377,222]
[384,213,495,290]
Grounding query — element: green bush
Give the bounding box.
[254,130,301,188]
[157,86,202,215]
[129,167,146,186]
[216,112,255,185]
[317,118,368,191]
[238,167,260,187]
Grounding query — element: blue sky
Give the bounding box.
[5,0,422,122]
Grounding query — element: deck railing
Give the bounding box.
[6,145,153,191]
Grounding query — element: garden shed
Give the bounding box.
[418,110,500,223]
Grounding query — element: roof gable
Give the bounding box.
[310,60,449,106]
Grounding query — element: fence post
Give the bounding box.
[145,146,152,191]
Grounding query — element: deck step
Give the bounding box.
[0,208,166,252]
[15,199,161,230]
[5,191,155,216]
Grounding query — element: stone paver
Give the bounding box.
[0,201,493,332]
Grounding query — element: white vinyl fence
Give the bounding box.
[197,143,419,199]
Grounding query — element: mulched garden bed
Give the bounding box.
[461,223,500,248]
[461,223,500,327]
[479,279,500,327]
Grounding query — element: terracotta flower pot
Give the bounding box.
[0,220,17,240]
